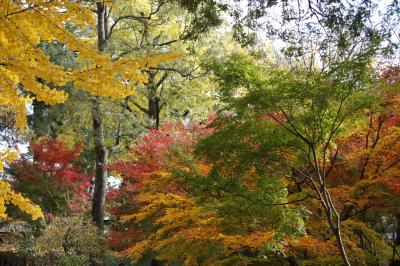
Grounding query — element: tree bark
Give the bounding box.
[309,143,351,266]
[91,1,108,233]
[31,100,48,138]
[91,96,107,233]
[322,188,351,266]
[287,255,299,266]
[147,71,160,129]
[333,221,350,266]
[390,214,400,266]
[148,95,160,129]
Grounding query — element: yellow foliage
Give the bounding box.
[0,0,89,221]
[219,232,274,253]
[72,51,181,99]
[122,188,277,264]
[287,235,338,257]
[0,1,179,220]
[197,162,212,176]
[0,1,180,132]
[0,149,18,172]
[0,181,42,221]
[124,240,152,263]
[0,151,40,220]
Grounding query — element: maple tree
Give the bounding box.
[324,66,400,265]
[9,139,92,216]
[197,53,385,265]
[108,121,304,265]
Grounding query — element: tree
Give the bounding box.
[0,0,93,221]
[0,0,176,220]
[105,0,225,129]
[108,121,304,265]
[10,139,92,216]
[89,0,224,232]
[199,53,380,265]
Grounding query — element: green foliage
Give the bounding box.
[197,53,387,264]
[206,53,266,103]
[206,54,379,158]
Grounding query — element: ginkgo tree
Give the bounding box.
[0,0,179,221]
[0,0,92,221]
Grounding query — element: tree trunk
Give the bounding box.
[324,200,351,266]
[91,1,108,233]
[148,95,160,129]
[287,255,299,266]
[96,2,107,52]
[31,100,48,138]
[333,223,351,266]
[91,96,107,233]
[310,144,351,266]
[390,214,400,266]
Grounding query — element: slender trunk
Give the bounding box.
[91,96,107,233]
[97,2,107,51]
[91,1,108,233]
[31,100,48,162]
[311,143,351,266]
[324,200,351,266]
[334,222,350,266]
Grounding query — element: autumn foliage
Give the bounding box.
[108,121,305,265]
[10,139,92,216]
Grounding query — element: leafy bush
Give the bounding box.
[33,216,103,265]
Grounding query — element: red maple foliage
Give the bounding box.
[10,139,92,216]
[107,121,213,249]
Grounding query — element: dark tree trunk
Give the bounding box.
[31,100,48,138]
[91,97,107,233]
[96,2,106,51]
[148,96,160,129]
[390,214,400,266]
[91,1,108,233]
[287,255,299,266]
[340,205,355,221]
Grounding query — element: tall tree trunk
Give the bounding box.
[91,1,108,233]
[91,97,107,233]
[308,145,351,266]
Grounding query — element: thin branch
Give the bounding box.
[129,100,149,115]
[5,0,55,17]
